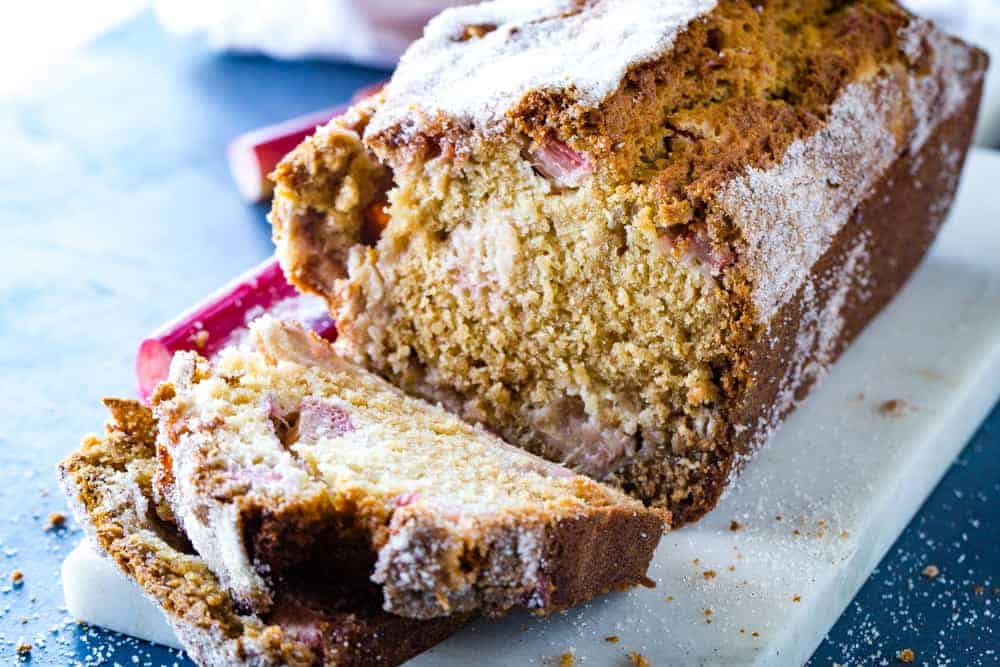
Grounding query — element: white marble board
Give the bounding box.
[62,148,1000,665]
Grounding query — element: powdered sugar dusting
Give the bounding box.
[727,234,872,487]
[367,0,716,141]
[719,20,980,323]
[902,19,981,157]
[717,78,900,322]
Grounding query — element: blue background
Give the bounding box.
[0,12,995,666]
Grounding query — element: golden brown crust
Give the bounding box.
[672,41,989,525]
[58,399,465,667]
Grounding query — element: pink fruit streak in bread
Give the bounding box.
[135,258,336,399]
[296,397,356,445]
[529,137,593,188]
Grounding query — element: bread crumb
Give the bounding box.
[559,651,575,667]
[11,569,24,585]
[45,512,67,531]
[703,570,717,580]
[751,632,760,638]
[792,595,801,602]
[878,399,910,418]
[729,520,742,531]
[15,640,31,656]
[604,635,620,643]
[666,595,674,602]
[628,652,651,667]
[897,647,915,663]
[704,608,713,616]
[922,564,940,579]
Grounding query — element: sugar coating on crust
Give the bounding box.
[718,20,983,321]
[367,0,716,141]
[269,1,987,526]
[154,316,665,619]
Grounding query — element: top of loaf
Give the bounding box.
[366,0,716,142]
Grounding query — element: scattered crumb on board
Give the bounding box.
[45,512,67,531]
[628,652,651,667]
[878,398,911,418]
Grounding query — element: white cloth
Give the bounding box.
[153,0,471,67]
[154,0,1000,145]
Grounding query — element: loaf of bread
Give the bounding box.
[151,316,665,618]
[270,0,988,524]
[58,398,466,667]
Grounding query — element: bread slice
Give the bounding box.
[58,398,465,667]
[269,0,988,525]
[152,316,666,618]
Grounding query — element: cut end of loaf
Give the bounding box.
[151,317,666,619]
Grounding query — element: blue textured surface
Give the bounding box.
[0,12,995,666]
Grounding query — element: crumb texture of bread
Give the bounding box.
[153,317,665,619]
[270,0,987,525]
[58,398,465,667]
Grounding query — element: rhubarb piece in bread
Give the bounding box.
[152,316,666,618]
[58,399,464,667]
[269,0,988,525]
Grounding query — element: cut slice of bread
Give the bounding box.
[152,316,667,619]
[58,398,465,667]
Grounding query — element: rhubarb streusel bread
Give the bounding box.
[270,0,988,524]
[152,316,665,618]
[58,399,465,667]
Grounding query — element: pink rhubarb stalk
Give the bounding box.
[227,106,347,203]
[136,258,336,399]
[227,81,386,203]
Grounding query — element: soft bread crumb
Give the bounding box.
[922,564,940,579]
[897,648,915,663]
